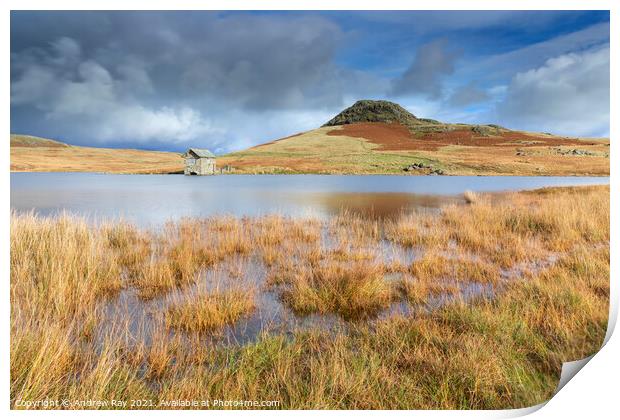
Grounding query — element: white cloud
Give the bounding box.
[11,65,56,105]
[96,106,217,143]
[496,45,609,137]
[205,108,336,154]
[464,22,609,84]
[50,37,81,66]
[10,14,374,150]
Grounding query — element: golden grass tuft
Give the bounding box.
[396,275,459,304]
[384,212,449,249]
[463,190,478,204]
[11,213,123,320]
[165,290,256,333]
[280,261,394,320]
[131,259,177,300]
[410,252,501,284]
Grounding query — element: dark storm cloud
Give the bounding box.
[11,12,350,110]
[391,40,460,100]
[176,14,346,109]
[10,11,382,150]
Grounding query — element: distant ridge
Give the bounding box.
[10,134,69,148]
[10,133,183,174]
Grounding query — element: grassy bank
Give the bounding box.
[10,134,184,174]
[10,186,609,409]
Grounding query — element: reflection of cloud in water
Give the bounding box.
[295,192,463,219]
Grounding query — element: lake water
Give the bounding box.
[11,173,609,225]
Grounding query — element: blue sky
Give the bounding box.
[10,10,610,153]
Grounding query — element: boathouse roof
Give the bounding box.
[184,148,216,158]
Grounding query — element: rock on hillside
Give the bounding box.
[322,100,434,127]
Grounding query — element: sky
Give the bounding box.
[10,10,610,153]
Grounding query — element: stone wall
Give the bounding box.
[184,157,216,175]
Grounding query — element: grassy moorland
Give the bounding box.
[10,134,184,174]
[219,100,610,176]
[218,125,610,175]
[10,185,609,409]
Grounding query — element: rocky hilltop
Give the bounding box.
[322,100,435,127]
[323,99,508,136]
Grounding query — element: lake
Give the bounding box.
[10,173,609,225]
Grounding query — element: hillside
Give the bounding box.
[10,134,184,174]
[11,134,70,148]
[219,100,610,176]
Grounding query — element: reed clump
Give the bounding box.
[384,212,449,249]
[165,290,256,333]
[131,259,177,300]
[11,213,123,320]
[105,222,152,277]
[397,275,458,304]
[280,261,394,320]
[410,252,501,284]
[440,185,609,265]
[463,190,478,204]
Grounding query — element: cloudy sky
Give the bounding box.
[10,10,610,153]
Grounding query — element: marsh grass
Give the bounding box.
[165,290,256,333]
[131,259,177,300]
[397,275,459,304]
[463,190,478,204]
[384,212,449,249]
[410,252,501,284]
[11,213,123,320]
[280,261,394,320]
[10,185,609,409]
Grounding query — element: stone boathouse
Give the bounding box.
[183,148,216,175]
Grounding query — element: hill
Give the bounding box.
[322,99,426,127]
[11,134,70,148]
[10,134,184,174]
[218,100,609,176]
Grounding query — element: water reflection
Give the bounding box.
[11,173,609,225]
[300,192,461,219]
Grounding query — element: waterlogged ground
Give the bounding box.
[96,236,563,349]
[10,185,610,409]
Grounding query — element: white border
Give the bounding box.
[3,1,617,419]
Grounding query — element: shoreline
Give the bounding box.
[10,170,612,177]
